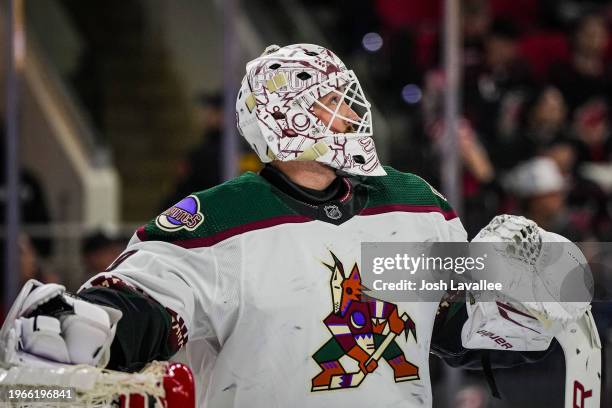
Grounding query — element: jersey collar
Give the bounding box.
[258,164,367,225]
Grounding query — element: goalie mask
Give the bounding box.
[236,44,385,176]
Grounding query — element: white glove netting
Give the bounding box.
[475,214,542,265]
[472,215,591,323]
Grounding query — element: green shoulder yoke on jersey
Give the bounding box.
[137,172,310,247]
[360,166,457,220]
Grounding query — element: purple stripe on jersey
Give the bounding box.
[360,204,457,220]
[172,214,312,248]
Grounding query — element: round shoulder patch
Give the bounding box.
[155,195,205,232]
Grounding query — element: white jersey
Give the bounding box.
[82,167,467,407]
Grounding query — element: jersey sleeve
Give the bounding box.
[78,190,249,371]
[81,239,203,334]
[78,237,223,370]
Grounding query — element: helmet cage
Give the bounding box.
[298,70,372,139]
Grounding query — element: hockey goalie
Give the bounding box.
[0,44,601,407]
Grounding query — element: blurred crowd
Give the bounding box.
[424,5,612,242]
[310,0,612,242]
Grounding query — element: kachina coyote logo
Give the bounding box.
[311,252,420,392]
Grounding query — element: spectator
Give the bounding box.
[493,86,569,169]
[505,156,591,240]
[0,127,53,259]
[550,13,612,112]
[457,120,501,238]
[81,230,125,278]
[461,0,492,67]
[458,120,495,185]
[570,99,611,164]
[521,86,569,149]
[18,233,59,286]
[422,0,493,122]
[1,233,59,322]
[427,119,500,237]
[565,175,612,241]
[447,0,493,69]
[543,141,577,177]
[160,92,223,210]
[463,18,533,144]
[540,0,612,29]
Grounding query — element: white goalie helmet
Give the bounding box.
[236,43,386,176]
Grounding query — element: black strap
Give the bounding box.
[482,351,501,399]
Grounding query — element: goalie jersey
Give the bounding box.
[81,165,469,407]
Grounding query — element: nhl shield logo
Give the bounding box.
[324,205,342,220]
